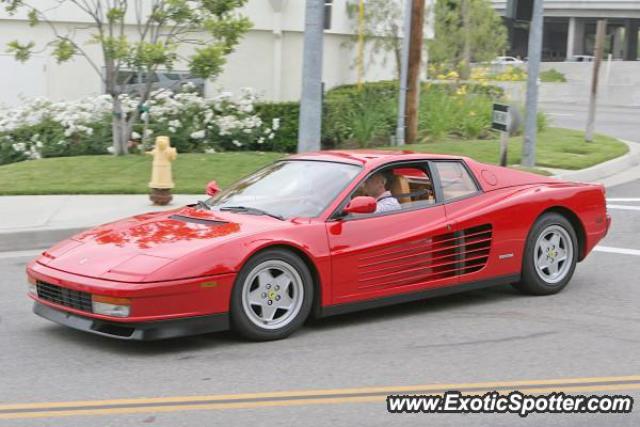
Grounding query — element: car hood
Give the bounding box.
[36,206,291,282]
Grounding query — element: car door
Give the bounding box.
[431,160,516,285]
[326,162,461,305]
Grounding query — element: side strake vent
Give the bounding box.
[168,215,227,226]
[357,224,493,289]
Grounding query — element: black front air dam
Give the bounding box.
[33,302,229,340]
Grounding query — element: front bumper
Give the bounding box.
[27,260,236,321]
[34,302,229,340]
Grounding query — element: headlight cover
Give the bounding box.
[92,295,131,318]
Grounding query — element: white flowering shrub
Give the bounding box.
[138,86,280,154]
[0,96,115,164]
[0,86,285,165]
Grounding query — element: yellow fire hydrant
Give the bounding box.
[147,136,177,205]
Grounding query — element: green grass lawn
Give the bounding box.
[0,128,627,195]
[403,127,627,170]
[0,151,283,195]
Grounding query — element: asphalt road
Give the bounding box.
[540,102,639,143]
[1,186,640,426]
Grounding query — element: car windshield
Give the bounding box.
[208,160,361,219]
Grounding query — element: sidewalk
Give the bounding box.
[0,194,200,233]
[0,194,200,252]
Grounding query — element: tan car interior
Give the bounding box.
[389,173,434,206]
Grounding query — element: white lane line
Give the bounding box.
[594,246,640,256]
[0,249,44,260]
[607,204,640,211]
[607,198,640,202]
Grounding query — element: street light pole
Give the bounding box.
[298,0,324,153]
[521,0,544,168]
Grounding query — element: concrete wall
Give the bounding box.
[497,61,640,107]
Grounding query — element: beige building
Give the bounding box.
[0,0,407,106]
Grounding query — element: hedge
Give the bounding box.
[1,81,509,166]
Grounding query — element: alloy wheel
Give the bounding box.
[241,260,305,330]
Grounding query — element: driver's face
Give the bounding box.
[363,175,385,198]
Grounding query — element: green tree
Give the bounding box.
[3,0,251,155]
[429,0,507,78]
[345,0,405,80]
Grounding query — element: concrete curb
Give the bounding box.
[555,139,640,183]
[0,227,86,253]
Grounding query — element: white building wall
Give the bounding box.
[0,0,404,106]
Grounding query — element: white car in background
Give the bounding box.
[491,56,525,65]
[565,55,594,63]
[116,70,205,95]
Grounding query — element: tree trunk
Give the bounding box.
[461,0,472,79]
[111,95,129,156]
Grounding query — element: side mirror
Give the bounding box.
[343,196,377,215]
[206,180,220,197]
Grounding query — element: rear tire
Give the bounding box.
[230,249,313,341]
[513,213,578,296]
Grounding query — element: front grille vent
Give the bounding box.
[36,282,93,313]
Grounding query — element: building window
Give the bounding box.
[324,0,333,30]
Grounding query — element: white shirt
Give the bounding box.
[376,191,401,213]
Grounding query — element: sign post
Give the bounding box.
[492,104,510,167]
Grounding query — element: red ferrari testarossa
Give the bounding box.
[26,150,610,341]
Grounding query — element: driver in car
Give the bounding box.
[363,173,401,213]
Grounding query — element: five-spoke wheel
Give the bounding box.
[533,225,573,284]
[231,249,313,340]
[242,260,304,330]
[514,212,578,295]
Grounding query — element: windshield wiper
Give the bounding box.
[196,200,211,210]
[220,206,285,221]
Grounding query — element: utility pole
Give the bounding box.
[395,0,413,146]
[405,0,426,144]
[585,19,607,143]
[521,0,544,168]
[298,0,324,153]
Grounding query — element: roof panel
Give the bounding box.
[288,150,463,165]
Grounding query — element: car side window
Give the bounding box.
[349,163,436,216]
[433,161,478,201]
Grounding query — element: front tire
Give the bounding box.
[513,213,578,295]
[231,249,313,341]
